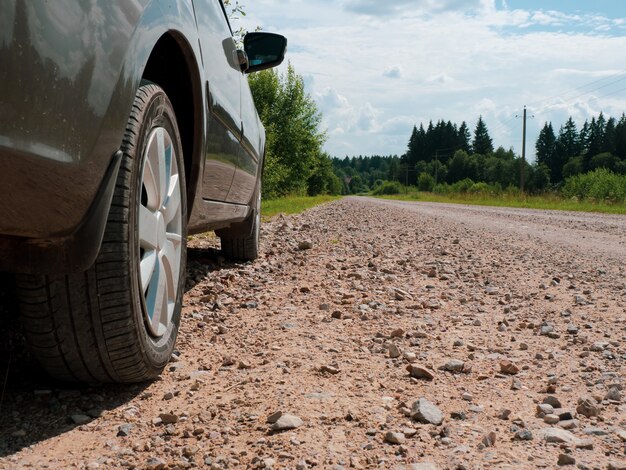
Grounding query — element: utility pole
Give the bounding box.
[521,105,527,193]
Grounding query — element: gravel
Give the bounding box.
[1,197,624,469]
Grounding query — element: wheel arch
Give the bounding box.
[142,31,204,222]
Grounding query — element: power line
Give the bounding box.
[525,71,626,108]
[534,75,626,114]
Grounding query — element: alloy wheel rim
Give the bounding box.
[138,127,183,338]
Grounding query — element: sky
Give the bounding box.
[237,0,626,161]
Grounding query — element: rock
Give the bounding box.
[439,359,466,373]
[617,430,626,442]
[514,429,533,441]
[582,427,607,436]
[393,288,412,301]
[407,463,439,470]
[270,414,303,432]
[538,427,581,445]
[511,378,523,390]
[298,240,313,250]
[461,392,473,401]
[605,387,621,402]
[388,344,401,358]
[410,398,443,425]
[159,413,179,424]
[537,403,555,417]
[608,462,626,470]
[390,328,405,338]
[481,431,497,447]
[70,414,91,425]
[557,454,575,466]
[384,431,406,444]
[576,397,600,418]
[544,414,560,424]
[146,457,167,470]
[499,359,519,375]
[540,322,555,336]
[320,365,340,375]
[117,424,133,437]
[496,409,511,420]
[407,365,435,381]
[543,396,562,408]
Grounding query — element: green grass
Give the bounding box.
[262,195,342,218]
[373,191,626,215]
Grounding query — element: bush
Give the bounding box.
[450,178,475,193]
[417,172,435,192]
[562,169,626,203]
[372,181,404,195]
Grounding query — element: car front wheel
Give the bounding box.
[16,82,187,383]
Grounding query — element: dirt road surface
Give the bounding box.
[1,197,625,469]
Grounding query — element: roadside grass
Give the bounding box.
[373,191,626,215]
[261,195,342,218]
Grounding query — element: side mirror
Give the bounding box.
[243,32,287,74]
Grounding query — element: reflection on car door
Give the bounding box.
[193,0,242,202]
[225,83,261,204]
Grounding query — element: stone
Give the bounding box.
[298,240,313,250]
[543,396,562,408]
[617,430,626,442]
[410,398,443,425]
[388,344,401,359]
[499,359,519,375]
[538,428,580,446]
[70,414,91,425]
[159,413,178,424]
[576,397,600,418]
[514,429,533,441]
[481,431,497,447]
[582,427,607,436]
[146,457,167,470]
[537,403,555,417]
[117,424,133,437]
[407,365,435,381]
[557,454,575,466]
[439,359,466,373]
[407,463,439,470]
[605,387,621,402]
[270,414,303,432]
[384,431,406,444]
[496,409,511,420]
[608,462,626,470]
[544,414,560,425]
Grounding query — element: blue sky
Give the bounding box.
[237,0,626,161]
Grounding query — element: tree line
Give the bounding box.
[536,113,626,184]
[333,114,626,195]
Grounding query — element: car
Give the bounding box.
[0,0,286,383]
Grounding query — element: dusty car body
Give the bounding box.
[0,0,286,383]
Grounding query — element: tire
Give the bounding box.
[16,83,187,383]
[219,184,261,262]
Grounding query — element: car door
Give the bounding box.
[192,0,242,201]
[225,84,262,204]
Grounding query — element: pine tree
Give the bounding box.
[535,122,557,182]
[615,114,626,160]
[472,116,493,155]
[458,121,471,153]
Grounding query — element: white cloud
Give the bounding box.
[236,1,626,159]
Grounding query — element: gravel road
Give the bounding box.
[1,197,625,470]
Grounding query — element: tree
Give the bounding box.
[553,117,580,183]
[458,121,472,153]
[615,114,626,160]
[248,64,327,197]
[535,122,557,183]
[472,116,493,155]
